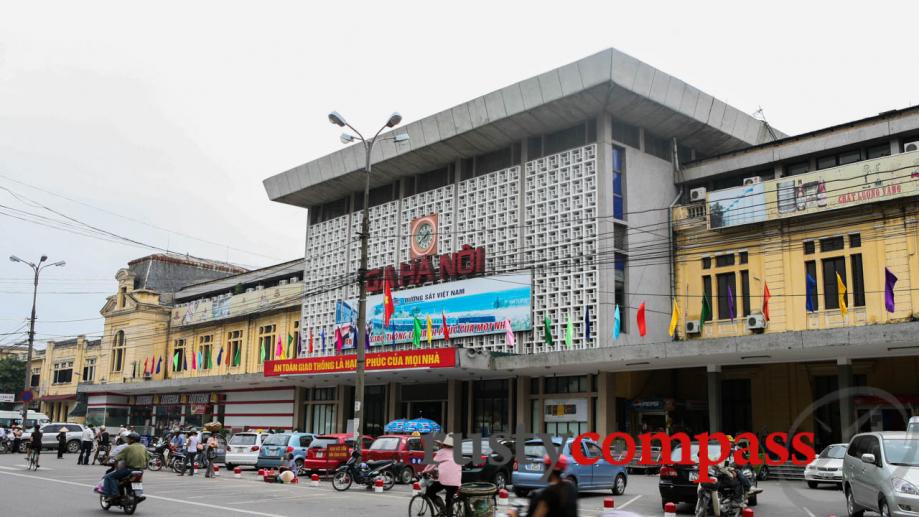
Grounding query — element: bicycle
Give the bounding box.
[407,474,466,517]
[25,444,39,471]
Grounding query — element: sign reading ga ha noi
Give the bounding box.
[707,150,919,229]
[263,347,457,377]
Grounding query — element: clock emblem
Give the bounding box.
[409,214,438,258]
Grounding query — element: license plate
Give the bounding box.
[131,483,143,490]
[689,471,699,482]
[525,463,543,472]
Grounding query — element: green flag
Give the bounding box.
[565,316,573,347]
[206,348,212,369]
[287,334,293,358]
[233,345,241,366]
[412,316,422,347]
[700,294,712,332]
[259,342,266,362]
[543,315,553,345]
[173,351,179,371]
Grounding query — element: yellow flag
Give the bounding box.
[668,299,681,337]
[426,315,433,344]
[837,273,848,317]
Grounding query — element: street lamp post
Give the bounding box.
[9,254,65,427]
[328,111,406,456]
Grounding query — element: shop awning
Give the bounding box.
[39,394,77,402]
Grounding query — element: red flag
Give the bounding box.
[143,357,149,374]
[383,277,395,327]
[637,302,647,337]
[441,312,450,341]
[762,282,771,321]
[309,330,314,354]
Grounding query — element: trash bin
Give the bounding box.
[459,482,497,517]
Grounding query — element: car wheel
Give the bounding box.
[493,471,507,490]
[807,481,818,489]
[67,440,81,454]
[567,476,578,492]
[846,487,864,517]
[513,488,529,498]
[612,474,626,495]
[225,463,235,471]
[758,465,768,481]
[399,466,414,485]
[748,495,757,507]
[880,499,892,517]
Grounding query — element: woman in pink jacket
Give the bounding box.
[422,434,462,516]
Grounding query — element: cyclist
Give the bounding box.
[421,434,461,517]
[512,454,578,517]
[27,423,43,469]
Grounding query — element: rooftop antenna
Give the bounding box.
[753,107,779,142]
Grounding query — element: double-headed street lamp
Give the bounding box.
[328,111,407,454]
[9,254,65,427]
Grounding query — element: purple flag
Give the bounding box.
[885,267,898,313]
[727,284,736,321]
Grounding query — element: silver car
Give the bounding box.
[21,423,87,453]
[843,431,919,517]
[806,443,848,488]
[224,432,269,470]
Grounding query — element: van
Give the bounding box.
[842,431,919,517]
[0,410,51,428]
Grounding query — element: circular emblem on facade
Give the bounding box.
[409,214,438,258]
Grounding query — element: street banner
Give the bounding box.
[264,347,456,377]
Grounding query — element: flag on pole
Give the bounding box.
[173,351,179,371]
[191,350,197,370]
[383,277,395,327]
[426,315,433,345]
[233,344,240,366]
[276,335,284,359]
[727,285,736,322]
[837,273,848,318]
[259,340,266,362]
[216,347,223,367]
[309,330,314,354]
[885,267,898,313]
[565,316,573,347]
[700,295,712,332]
[335,327,343,353]
[637,302,647,337]
[583,306,592,342]
[412,316,423,347]
[763,282,771,321]
[320,329,326,351]
[543,315,553,345]
[287,334,293,358]
[297,335,302,357]
[504,318,515,347]
[183,351,188,371]
[612,305,621,340]
[668,299,681,337]
[155,356,161,374]
[441,312,450,341]
[806,273,818,312]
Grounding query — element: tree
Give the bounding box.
[0,357,26,410]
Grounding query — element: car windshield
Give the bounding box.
[370,437,401,451]
[671,444,728,463]
[262,434,291,446]
[820,445,848,459]
[229,434,257,445]
[883,438,919,466]
[309,438,339,449]
[461,441,493,455]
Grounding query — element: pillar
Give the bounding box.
[838,358,855,442]
[386,382,399,422]
[515,376,530,433]
[596,372,617,436]
[707,365,722,433]
[446,380,463,433]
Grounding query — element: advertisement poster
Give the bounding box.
[544,399,588,423]
[707,183,766,229]
[335,272,532,347]
[171,282,303,327]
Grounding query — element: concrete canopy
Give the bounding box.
[264,48,782,209]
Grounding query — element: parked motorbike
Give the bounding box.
[331,451,396,491]
[146,441,170,471]
[694,462,756,517]
[99,470,146,515]
[170,450,189,474]
[0,437,11,454]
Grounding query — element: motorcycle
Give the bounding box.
[146,441,170,471]
[0,437,11,454]
[331,451,396,491]
[694,462,757,517]
[99,470,146,515]
[170,449,190,474]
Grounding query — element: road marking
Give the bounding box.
[0,465,16,470]
[617,494,642,509]
[0,469,292,517]
[804,507,817,517]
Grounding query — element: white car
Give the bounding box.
[224,432,269,470]
[908,416,919,433]
[805,443,848,488]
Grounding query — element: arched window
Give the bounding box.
[111,330,125,373]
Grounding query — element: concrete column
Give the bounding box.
[838,358,855,442]
[446,380,463,433]
[386,382,400,421]
[596,372,617,436]
[707,365,722,433]
[515,376,530,433]
[890,139,900,156]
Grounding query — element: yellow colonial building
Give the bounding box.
[33,336,101,422]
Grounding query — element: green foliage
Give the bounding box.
[0,357,26,409]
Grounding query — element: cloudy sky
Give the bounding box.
[1,0,917,344]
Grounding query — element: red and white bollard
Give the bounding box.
[193,462,200,475]
[742,509,754,517]
[497,489,509,506]
[310,473,320,487]
[664,502,677,517]
[213,465,220,477]
[600,497,616,516]
[257,468,265,477]
[411,481,421,495]
[373,476,384,493]
[233,466,242,479]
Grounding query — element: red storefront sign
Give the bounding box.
[264,348,456,377]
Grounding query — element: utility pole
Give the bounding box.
[327,111,407,454]
[9,255,65,427]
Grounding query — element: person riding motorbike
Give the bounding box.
[511,454,578,517]
[93,425,111,465]
[725,435,762,498]
[97,432,149,501]
[421,435,462,517]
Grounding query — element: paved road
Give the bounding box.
[0,453,855,516]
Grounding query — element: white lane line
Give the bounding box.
[0,465,15,470]
[803,507,817,517]
[0,469,291,517]
[617,494,642,509]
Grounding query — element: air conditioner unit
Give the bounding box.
[685,320,702,335]
[905,141,919,153]
[689,187,707,202]
[746,313,767,331]
[743,176,762,186]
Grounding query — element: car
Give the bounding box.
[225,432,269,470]
[255,432,316,470]
[364,434,427,484]
[658,441,758,511]
[805,443,848,488]
[460,438,515,490]
[511,437,628,497]
[21,422,86,453]
[843,431,919,517]
[908,416,919,433]
[303,433,374,474]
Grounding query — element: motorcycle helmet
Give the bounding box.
[127,432,141,442]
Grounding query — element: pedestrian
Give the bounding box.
[203,433,218,478]
[12,425,22,454]
[180,430,199,476]
[78,424,94,464]
[56,426,67,459]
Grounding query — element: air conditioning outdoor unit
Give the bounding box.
[743,176,762,186]
[746,313,768,331]
[689,187,707,202]
[685,320,702,335]
[905,141,919,153]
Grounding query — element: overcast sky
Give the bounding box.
[2,1,918,344]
